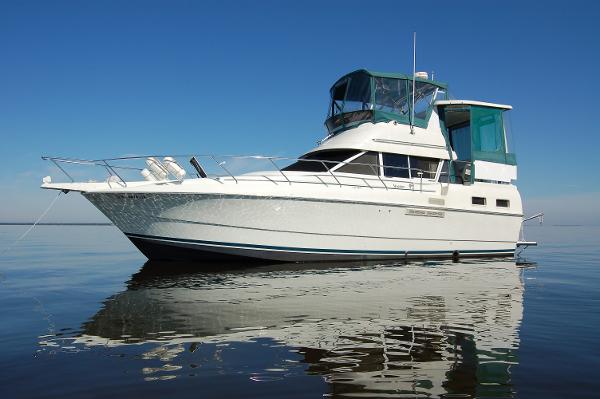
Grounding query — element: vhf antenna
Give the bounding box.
[410,32,416,135]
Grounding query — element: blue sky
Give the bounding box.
[1,0,599,223]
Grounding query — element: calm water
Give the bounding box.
[0,225,598,398]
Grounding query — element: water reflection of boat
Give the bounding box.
[57,260,524,397]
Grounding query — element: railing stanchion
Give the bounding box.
[263,175,278,185]
[315,175,328,187]
[269,158,291,185]
[323,161,342,187]
[373,165,387,190]
[211,155,237,183]
[103,160,127,187]
[50,159,75,182]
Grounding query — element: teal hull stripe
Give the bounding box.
[125,233,515,256]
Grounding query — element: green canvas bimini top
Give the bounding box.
[331,69,448,91]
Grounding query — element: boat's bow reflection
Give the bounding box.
[52,259,526,397]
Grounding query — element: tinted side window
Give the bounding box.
[472,197,486,205]
[336,152,379,175]
[410,156,439,179]
[283,150,359,172]
[496,199,510,207]
[382,153,409,178]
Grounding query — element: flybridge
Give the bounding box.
[321,69,517,184]
[325,69,448,134]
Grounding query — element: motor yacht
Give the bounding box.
[41,69,529,261]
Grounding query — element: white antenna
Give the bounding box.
[410,32,416,134]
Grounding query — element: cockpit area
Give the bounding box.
[325,70,447,134]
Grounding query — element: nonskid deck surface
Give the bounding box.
[126,233,515,262]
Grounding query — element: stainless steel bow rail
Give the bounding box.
[41,154,447,193]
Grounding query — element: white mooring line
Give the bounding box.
[0,190,64,257]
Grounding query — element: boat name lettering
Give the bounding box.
[115,193,148,199]
[406,209,445,218]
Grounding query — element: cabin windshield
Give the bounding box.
[282,150,360,172]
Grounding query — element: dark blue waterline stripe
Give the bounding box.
[125,232,515,256]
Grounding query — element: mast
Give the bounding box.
[410,32,416,134]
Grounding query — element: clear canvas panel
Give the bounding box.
[471,106,508,164]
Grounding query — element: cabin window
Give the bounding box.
[382,153,441,180]
[472,196,486,205]
[496,199,510,208]
[336,151,379,175]
[382,153,409,178]
[410,156,439,179]
[283,150,359,172]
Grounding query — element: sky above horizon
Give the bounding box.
[1,0,599,224]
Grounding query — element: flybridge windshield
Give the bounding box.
[375,78,438,119]
[325,70,446,134]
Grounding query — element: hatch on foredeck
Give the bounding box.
[325,70,447,135]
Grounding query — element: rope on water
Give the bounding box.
[0,190,64,257]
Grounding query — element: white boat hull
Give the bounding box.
[83,190,521,262]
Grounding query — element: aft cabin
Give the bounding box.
[436,101,516,185]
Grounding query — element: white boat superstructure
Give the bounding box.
[41,69,526,262]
